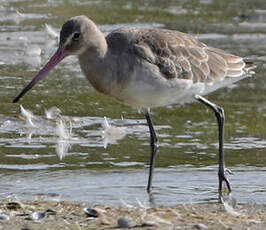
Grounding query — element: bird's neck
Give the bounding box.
[92,36,108,58]
[78,39,116,95]
[85,30,108,58]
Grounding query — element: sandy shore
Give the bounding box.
[0,198,265,230]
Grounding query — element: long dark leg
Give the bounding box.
[195,95,232,201]
[145,109,158,193]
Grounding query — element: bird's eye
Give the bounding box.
[73,32,80,41]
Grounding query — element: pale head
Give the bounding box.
[60,15,102,56]
[13,15,101,103]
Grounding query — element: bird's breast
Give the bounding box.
[78,50,205,109]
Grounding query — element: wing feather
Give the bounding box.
[107,27,251,85]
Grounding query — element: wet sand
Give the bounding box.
[0,198,265,230]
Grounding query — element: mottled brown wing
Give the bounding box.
[130,28,245,83]
[205,47,245,81]
[107,27,246,83]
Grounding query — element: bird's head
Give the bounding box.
[13,15,97,103]
[59,15,99,56]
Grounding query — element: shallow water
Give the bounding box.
[0,167,265,206]
[0,0,265,205]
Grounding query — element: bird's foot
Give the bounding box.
[218,169,232,203]
[148,192,155,205]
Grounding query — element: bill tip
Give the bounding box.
[13,97,19,103]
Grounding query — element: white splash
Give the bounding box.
[12,10,25,24]
[44,24,59,40]
[222,198,241,216]
[102,116,126,148]
[25,45,42,56]
[56,119,71,140]
[56,140,71,160]
[20,105,35,127]
[120,199,134,208]
[55,119,73,160]
[45,106,61,120]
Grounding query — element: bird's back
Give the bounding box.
[106,26,251,83]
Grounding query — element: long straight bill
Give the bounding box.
[13,46,68,103]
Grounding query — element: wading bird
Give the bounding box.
[13,15,254,201]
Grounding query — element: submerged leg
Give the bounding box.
[145,109,159,194]
[195,95,232,201]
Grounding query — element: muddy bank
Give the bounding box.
[0,198,265,230]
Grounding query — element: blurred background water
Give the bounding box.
[0,0,265,206]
